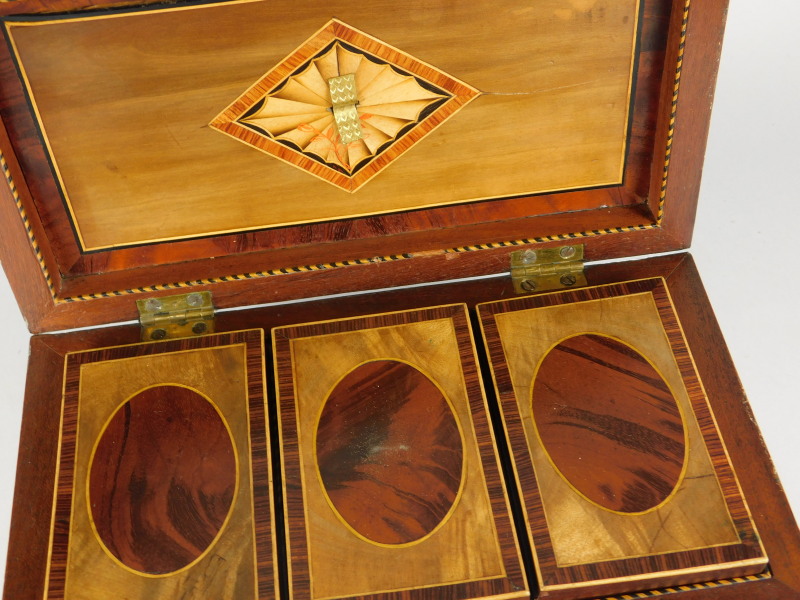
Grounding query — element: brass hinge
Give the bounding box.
[137,291,215,341]
[510,245,586,294]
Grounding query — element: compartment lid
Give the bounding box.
[0,0,725,332]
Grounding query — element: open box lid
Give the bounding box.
[0,0,724,333]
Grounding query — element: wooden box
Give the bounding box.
[0,1,798,599]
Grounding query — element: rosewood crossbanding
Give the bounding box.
[5,255,799,600]
[213,31,462,191]
[2,0,644,263]
[478,278,767,598]
[45,331,277,600]
[273,305,526,600]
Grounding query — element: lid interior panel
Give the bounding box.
[0,0,722,332]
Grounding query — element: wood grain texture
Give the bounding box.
[211,21,478,192]
[477,278,767,598]
[489,287,740,567]
[0,221,685,334]
[273,305,526,600]
[88,385,237,575]
[5,0,636,250]
[317,360,463,546]
[5,254,800,599]
[532,333,686,514]
[45,331,277,600]
[2,337,69,600]
[0,0,715,333]
[660,255,800,599]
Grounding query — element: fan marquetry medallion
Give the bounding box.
[210,19,480,192]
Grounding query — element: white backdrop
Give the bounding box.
[0,1,798,592]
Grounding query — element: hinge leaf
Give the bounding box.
[136,291,215,341]
[510,245,586,294]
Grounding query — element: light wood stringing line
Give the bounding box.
[527,331,691,518]
[285,317,505,599]
[6,0,640,250]
[0,0,695,305]
[63,344,260,600]
[83,382,241,578]
[493,292,738,567]
[309,357,469,550]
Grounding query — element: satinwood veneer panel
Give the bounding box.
[273,304,527,600]
[44,330,277,600]
[6,254,798,599]
[3,0,640,251]
[0,0,735,333]
[477,279,767,598]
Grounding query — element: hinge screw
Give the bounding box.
[150,328,167,340]
[560,274,577,287]
[186,292,204,307]
[192,322,208,335]
[144,298,163,312]
[521,280,537,292]
[560,246,576,259]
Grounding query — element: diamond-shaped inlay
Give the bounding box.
[210,19,480,192]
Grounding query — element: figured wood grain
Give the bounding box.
[46,331,277,600]
[478,278,767,598]
[490,286,741,567]
[88,385,236,575]
[0,0,732,335]
[6,254,800,599]
[273,305,526,600]
[532,333,686,514]
[5,0,639,251]
[317,360,463,546]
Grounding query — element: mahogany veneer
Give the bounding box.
[531,333,686,515]
[1,1,798,599]
[273,305,527,600]
[41,330,277,600]
[89,385,237,575]
[316,359,464,546]
[4,256,800,599]
[478,278,767,598]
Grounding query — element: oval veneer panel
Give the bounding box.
[89,385,236,574]
[532,334,685,513]
[316,360,463,545]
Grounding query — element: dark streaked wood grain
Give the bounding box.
[274,304,527,600]
[532,333,685,514]
[317,360,463,546]
[40,330,277,600]
[478,277,768,598]
[89,385,236,575]
[5,254,799,599]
